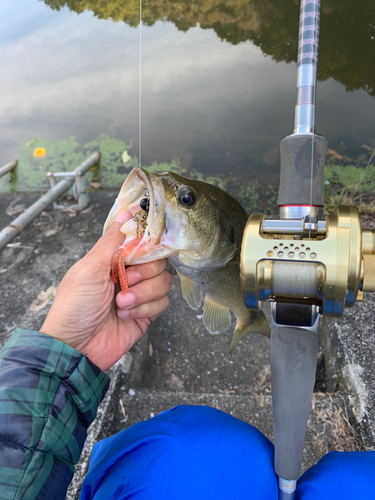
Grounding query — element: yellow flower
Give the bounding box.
[33,147,46,157]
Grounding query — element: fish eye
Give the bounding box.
[178,189,196,207]
[140,198,149,212]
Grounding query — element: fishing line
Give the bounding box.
[293,0,320,232]
[309,0,320,238]
[139,0,142,168]
[309,129,315,238]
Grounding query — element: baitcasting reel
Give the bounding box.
[240,133,375,499]
[241,203,375,324]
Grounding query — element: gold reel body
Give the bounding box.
[241,206,375,317]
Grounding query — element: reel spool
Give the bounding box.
[241,206,375,323]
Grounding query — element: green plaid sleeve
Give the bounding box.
[0,327,110,500]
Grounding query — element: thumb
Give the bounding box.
[88,210,132,263]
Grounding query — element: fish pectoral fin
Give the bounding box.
[203,296,232,334]
[177,271,203,310]
[229,312,270,353]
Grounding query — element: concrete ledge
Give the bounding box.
[323,293,375,450]
[66,388,358,498]
[0,193,370,499]
[110,389,358,472]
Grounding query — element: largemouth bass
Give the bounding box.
[104,167,270,352]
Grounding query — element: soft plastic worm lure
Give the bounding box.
[110,209,148,294]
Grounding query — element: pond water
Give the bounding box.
[1,0,375,202]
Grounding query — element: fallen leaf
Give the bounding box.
[90,182,101,189]
[361,144,373,152]
[119,398,126,418]
[218,389,236,395]
[255,394,265,407]
[60,207,77,218]
[6,243,34,249]
[6,198,25,216]
[166,374,184,390]
[245,388,266,407]
[40,211,53,221]
[81,205,94,215]
[194,327,199,337]
[29,285,58,311]
[44,227,62,237]
[22,279,28,285]
[256,364,271,388]
[148,343,153,357]
[327,149,352,163]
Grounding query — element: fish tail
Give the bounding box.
[229,312,270,354]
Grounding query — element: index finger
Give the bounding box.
[126,259,168,287]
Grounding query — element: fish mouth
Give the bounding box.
[103,167,167,264]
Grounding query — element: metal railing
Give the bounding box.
[0,152,100,252]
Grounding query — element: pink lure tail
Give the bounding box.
[111,237,142,294]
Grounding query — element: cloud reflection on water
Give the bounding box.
[0,0,374,182]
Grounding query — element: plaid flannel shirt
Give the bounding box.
[0,327,109,500]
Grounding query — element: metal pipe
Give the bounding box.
[0,152,100,252]
[262,218,326,235]
[294,0,321,134]
[0,161,17,178]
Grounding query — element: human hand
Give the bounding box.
[40,210,172,371]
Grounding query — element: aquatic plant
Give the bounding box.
[146,159,183,174]
[83,134,136,186]
[0,135,134,192]
[0,137,86,192]
[2,133,375,217]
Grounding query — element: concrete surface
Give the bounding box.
[0,192,115,339]
[114,391,357,467]
[0,191,371,500]
[322,294,375,450]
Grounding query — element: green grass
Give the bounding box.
[324,147,375,213]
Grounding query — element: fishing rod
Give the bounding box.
[241,0,375,498]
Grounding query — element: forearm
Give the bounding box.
[0,328,109,500]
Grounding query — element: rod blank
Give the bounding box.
[294,0,321,134]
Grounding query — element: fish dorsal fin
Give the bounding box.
[177,271,203,310]
[203,296,231,334]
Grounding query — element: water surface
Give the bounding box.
[0,0,375,192]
